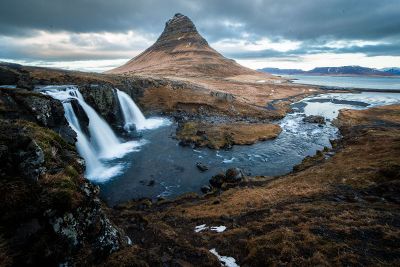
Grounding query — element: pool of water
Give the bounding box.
[98,92,400,206]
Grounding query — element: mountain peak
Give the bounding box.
[107,13,258,77]
[155,13,208,49]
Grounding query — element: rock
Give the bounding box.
[210,91,235,102]
[225,167,244,183]
[196,162,209,172]
[17,139,45,181]
[196,130,206,136]
[209,173,226,188]
[70,99,90,136]
[0,65,19,85]
[201,185,212,194]
[147,180,155,186]
[16,71,34,90]
[0,89,77,145]
[78,84,124,131]
[303,115,326,125]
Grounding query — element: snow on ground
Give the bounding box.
[209,248,239,267]
[210,226,227,233]
[194,224,227,233]
[194,224,208,233]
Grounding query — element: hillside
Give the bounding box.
[107,13,258,78]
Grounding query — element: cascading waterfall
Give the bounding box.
[63,102,114,179]
[71,90,123,159]
[42,85,140,182]
[116,89,167,131]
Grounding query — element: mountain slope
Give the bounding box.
[107,13,257,77]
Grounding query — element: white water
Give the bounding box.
[42,85,141,182]
[63,102,122,180]
[116,89,167,131]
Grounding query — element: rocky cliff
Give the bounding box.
[0,89,128,266]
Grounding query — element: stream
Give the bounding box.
[99,91,400,206]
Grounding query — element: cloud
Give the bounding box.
[0,0,399,69]
[0,30,154,61]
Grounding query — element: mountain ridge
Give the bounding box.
[259,65,400,76]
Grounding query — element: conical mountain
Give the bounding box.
[107,13,258,77]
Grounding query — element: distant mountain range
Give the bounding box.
[259,66,400,76]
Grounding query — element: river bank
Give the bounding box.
[107,104,400,266]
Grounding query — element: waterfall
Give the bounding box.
[71,90,122,159]
[116,89,167,131]
[63,102,115,179]
[42,86,139,182]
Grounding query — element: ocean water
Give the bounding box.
[283,75,400,90]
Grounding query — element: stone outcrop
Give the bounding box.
[0,89,127,266]
[303,115,326,125]
[0,88,76,143]
[78,84,124,132]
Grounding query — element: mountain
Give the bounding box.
[107,13,257,77]
[308,66,391,76]
[381,67,400,75]
[258,67,306,75]
[259,65,398,76]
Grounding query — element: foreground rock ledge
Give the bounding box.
[109,105,400,266]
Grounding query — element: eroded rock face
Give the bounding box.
[0,88,76,144]
[154,13,209,50]
[0,90,127,266]
[70,98,90,136]
[78,84,124,132]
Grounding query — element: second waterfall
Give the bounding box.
[116,89,166,131]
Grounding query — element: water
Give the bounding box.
[39,85,400,206]
[283,75,400,90]
[63,102,122,180]
[41,85,142,182]
[99,91,400,206]
[116,89,166,131]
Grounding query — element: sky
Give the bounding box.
[0,0,399,72]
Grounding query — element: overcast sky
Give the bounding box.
[0,0,399,72]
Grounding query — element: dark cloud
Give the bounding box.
[0,0,399,64]
[1,0,399,41]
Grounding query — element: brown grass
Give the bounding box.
[176,121,282,149]
[109,105,400,266]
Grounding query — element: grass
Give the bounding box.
[109,104,400,266]
[177,121,282,149]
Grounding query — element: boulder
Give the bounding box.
[303,115,325,125]
[209,173,226,188]
[201,185,212,194]
[225,167,244,183]
[196,162,209,172]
